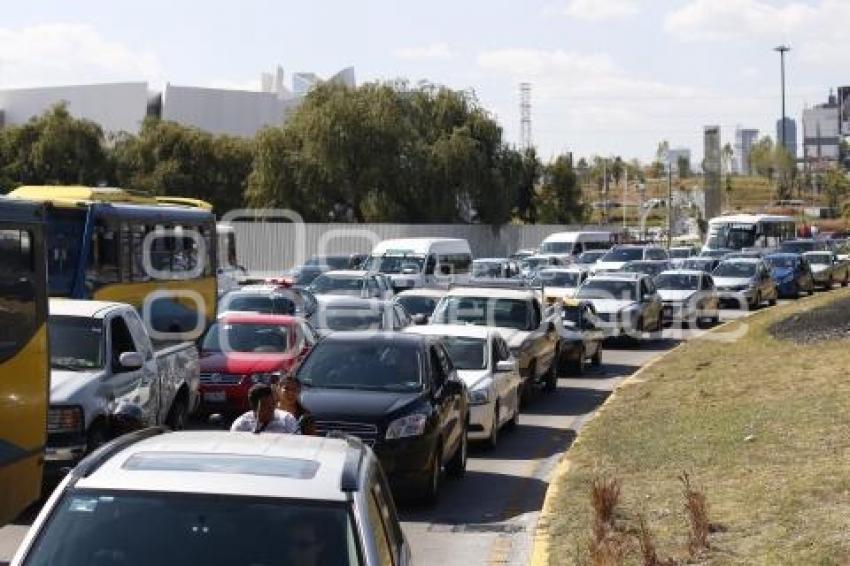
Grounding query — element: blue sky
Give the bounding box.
[2,0,848,162]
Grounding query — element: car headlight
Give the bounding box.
[468,382,494,406]
[48,405,84,434]
[249,372,281,385]
[386,413,429,440]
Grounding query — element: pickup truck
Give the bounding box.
[802,251,850,289]
[45,299,200,474]
[432,284,561,397]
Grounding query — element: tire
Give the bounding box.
[521,362,536,406]
[505,389,520,430]
[421,446,441,504]
[842,275,849,288]
[166,397,188,431]
[446,425,468,478]
[486,403,499,449]
[543,353,559,392]
[748,292,760,311]
[791,283,800,300]
[768,295,777,306]
[566,347,585,377]
[591,344,602,367]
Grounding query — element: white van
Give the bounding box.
[539,231,613,260]
[365,238,473,291]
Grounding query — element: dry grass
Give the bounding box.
[679,472,709,557]
[636,516,677,566]
[541,289,850,565]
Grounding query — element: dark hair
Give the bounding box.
[248,384,274,410]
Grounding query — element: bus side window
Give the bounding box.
[425,255,436,275]
[131,224,149,282]
[0,229,36,363]
[119,223,132,282]
[91,227,120,286]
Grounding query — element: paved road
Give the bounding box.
[0,307,761,565]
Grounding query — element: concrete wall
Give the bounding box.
[0,82,149,134]
[230,222,622,272]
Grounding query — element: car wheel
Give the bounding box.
[843,276,849,288]
[166,397,188,431]
[422,446,442,504]
[487,403,499,449]
[591,344,602,367]
[446,425,468,478]
[567,347,585,377]
[748,292,760,311]
[506,389,520,429]
[791,283,800,300]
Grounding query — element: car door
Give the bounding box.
[428,345,456,464]
[106,312,154,426]
[435,342,463,458]
[123,309,161,422]
[641,278,662,328]
[488,335,509,424]
[535,299,558,373]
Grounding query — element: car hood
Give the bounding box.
[771,267,796,279]
[497,328,532,349]
[713,276,752,288]
[300,388,425,421]
[457,369,491,390]
[589,299,637,314]
[657,289,697,302]
[594,261,627,272]
[199,352,297,374]
[543,287,579,299]
[50,369,102,403]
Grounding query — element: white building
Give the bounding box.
[733,127,759,175]
[0,66,356,138]
[803,100,840,166]
[665,147,691,173]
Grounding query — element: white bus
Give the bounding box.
[538,231,614,259]
[365,238,473,291]
[704,214,796,252]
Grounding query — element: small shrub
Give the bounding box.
[679,472,710,557]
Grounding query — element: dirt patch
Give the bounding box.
[769,296,850,344]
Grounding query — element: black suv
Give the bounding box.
[297,332,469,503]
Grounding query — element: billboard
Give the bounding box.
[839,86,850,135]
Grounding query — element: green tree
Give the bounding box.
[0,103,111,189]
[112,118,253,213]
[823,168,850,210]
[535,154,585,224]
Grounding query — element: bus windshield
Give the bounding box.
[708,223,756,250]
[366,255,424,274]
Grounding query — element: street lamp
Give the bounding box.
[774,45,791,153]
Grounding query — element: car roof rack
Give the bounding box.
[333,434,367,492]
[71,427,168,481]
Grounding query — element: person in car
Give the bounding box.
[230,384,298,433]
[276,375,317,435]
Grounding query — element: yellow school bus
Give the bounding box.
[0,199,48,525]
[7,186,218,338]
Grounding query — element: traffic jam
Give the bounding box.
[2,189,849,565]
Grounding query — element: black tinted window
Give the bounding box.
[297,340,422,392]
[0,229,37,362]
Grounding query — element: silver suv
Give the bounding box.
[13,428,411,566]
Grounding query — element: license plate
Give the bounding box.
[204,391,226,402]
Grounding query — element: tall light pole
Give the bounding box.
[774,45,791,153]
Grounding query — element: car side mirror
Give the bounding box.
[118,352,143,370]
[496,360,517,373]
[443,379,464,396]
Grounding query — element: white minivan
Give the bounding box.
[539,231,613,260]
[365,238,473,291]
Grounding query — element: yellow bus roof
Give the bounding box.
[7,186,213,211]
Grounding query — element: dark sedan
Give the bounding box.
[764,253,815,298]
[297,332,469,503]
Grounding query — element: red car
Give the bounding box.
[198,313,318,414]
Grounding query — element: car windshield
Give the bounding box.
[669,248,692,259]
[441,336,486,370]
[432,296,533,331]
[576,251,606,264]
[805,253,833,264]
[365,255,425,274]
[305,256,350,269]
[297,340,422,392]
[396,295,438,316]
[473,262,504,278]
[219,293,295,315]
[539,241,572,254]
[682,259,712,271]
[781,241,819,254]
[48,316,104,370]
[313,304,390,331]
[624,262,665,276]
[201,322,290,354]
[522,257,551,270]
[714,262,757,278]
[309,275,365,295]
[576,280,637,301]
[765,256,798,269]
[534,271,580,287]
[22,490,359,566]
[602,248,643,262]
[655,274,700,290]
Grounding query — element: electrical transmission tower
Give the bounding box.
[519,82,532,150]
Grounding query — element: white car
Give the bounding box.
[404,324,521,448]
[307,270,394,299]
[593,245,668,274]
[535,267,590,305]
[654,270,720,327]
[574,272,664,338]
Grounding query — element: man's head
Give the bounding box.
[248,384,275,425]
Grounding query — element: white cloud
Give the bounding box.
[664,0,850,66]
[0,23,163,88]
[392,43,454,61]
[555,0,639,21]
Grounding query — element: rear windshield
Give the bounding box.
[22,490,360,566]
[297,340,422,392]
[48,316,104,370]
[441,336,486,371]
[805,253,833,264]
[764,256,798,269]
[432,296,533,331]
[219,293,296,315]
[713,262,757,278]
[309,275,365,295]
[534,271,580,287]
[201,322,290,353]
[655,274,700,290]
[576,279,637,301]
[576,251,606,264]
[602,248,643,262]
[396,296,438,317]
[313,304,391,331]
